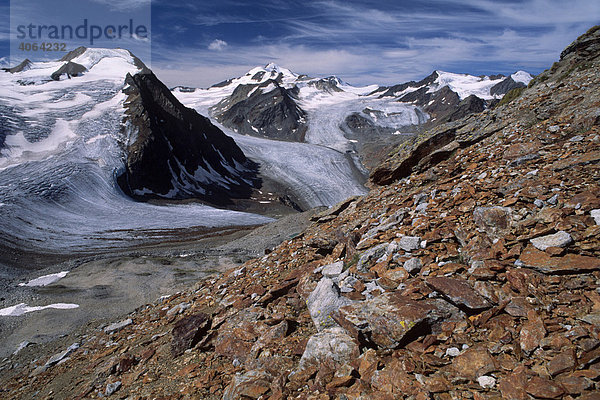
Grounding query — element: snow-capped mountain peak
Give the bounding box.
[242,63,298,86]
[263,62,282,73]
[511,70,533,85]
[1,47,145,86]
[61,47,146,71]
[431,70,502,100]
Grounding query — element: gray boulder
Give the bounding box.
[530,231,573,251]
[297,327,359,371]
[306,278,353,331]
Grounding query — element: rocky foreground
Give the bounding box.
[2,27,600,400]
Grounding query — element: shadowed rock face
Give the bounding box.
[2,59,32,74]
[307,76,344,93]
[50,62,87,81]
[438,95,486,124]
[560,25,600,61]
[490,77,525,96]
[212,80,307,142]
[117,69,261,206]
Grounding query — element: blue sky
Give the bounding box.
[1,0,599,88]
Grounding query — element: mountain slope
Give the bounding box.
[2,25,598,400]
[211,78,308,141]
[370,27,594,186]
[372,70,533,125]
[118,69,260,205]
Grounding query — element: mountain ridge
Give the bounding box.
[2,24,598,400]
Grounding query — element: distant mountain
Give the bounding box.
[371,70,533,124]
[0,47,271,254]
[173,64,533,171]
[210,64,308,141]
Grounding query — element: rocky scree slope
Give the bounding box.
[2,27,600,400]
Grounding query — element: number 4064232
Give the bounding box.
[19,43,67,52]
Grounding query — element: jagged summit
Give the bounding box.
[118,69,260,204]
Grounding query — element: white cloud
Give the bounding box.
[150,0,599,88]
[208,39,228,51]
[88,0,151,11]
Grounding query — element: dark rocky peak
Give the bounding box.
[171,86,196,93]
[375,71,440,98]
[490,76,525,96]
[251,70,267,81]
[307,76,344,93]
[117,69,260,205]
[50,61,87,81]
[60,46,88,62]
[2,59,32,73]
[211,78,307,142]
[528,25,598,91]
[210,78,234,88]
[436,94,486,124]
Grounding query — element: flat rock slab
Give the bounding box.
[336,292,435,349]
[530,230,572,251]
[223,369,273,400]
[520,309,546,354]
[396,236,421,252]
[591,209,600,225]
[320,261,344,278]
[551,151,600,171]
[426,276,491,312]
[473,206,512,239]
[104,319,133,334]
[452,346,496,381]
[519,246,600,274]
[297,327,359,371]
[526,376,565,399]
[306,278,353,331]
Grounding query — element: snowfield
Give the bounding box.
[0,49,273,253]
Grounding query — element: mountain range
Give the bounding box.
[1,24,598,400]
[0,46,531,257]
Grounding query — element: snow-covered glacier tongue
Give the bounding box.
[0,48,273,256]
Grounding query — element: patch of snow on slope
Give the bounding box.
[0,303,79,317]
[19,271,69,287]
